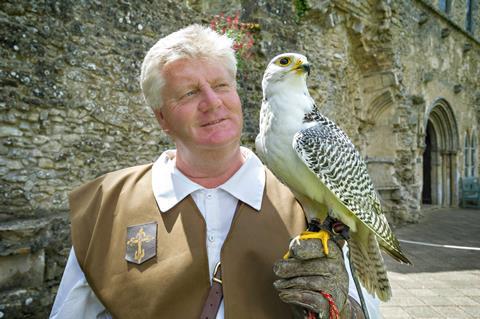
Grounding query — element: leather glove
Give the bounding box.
[273,236,354,319]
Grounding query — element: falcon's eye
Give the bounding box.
[277,57,292,66]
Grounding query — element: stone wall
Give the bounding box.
[394,0,479,212]
[0,0,478,317]
[0,1,201,316]
[425,0,480,34]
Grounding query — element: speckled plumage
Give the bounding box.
[256,53,411,302]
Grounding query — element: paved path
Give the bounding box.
[380,207,480,318]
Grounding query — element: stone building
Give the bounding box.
[0,0,478,317]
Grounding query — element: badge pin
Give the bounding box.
[126,221,157,264]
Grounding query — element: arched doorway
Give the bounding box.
[422,120,434,204]
[422,99,459,206]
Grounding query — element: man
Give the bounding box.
[50,25,376,318]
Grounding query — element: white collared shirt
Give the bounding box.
[150,147,265,318]
[50,147,380,319]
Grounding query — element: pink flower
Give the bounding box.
[209,12,256,62]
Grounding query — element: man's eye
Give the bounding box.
[214,83,229,89]
[182,90,197,98]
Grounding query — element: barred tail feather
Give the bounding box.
[349,229,392,302]
[367,232,391,301]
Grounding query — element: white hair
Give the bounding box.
[140,24,237,111]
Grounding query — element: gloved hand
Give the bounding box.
[273,236,353,319]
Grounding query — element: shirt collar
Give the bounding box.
[152,147,265,212]
[219,148,265,211]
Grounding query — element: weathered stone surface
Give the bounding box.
[0,249,44,290]
[0,0,478,316]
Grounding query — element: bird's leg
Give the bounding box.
[283,216,349,259]
[297,230,331,255]
[298,218,331,255]
[283,218,330,259]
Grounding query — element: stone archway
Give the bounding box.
[422,99,460,206]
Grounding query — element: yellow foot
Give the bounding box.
[283,230,331,259]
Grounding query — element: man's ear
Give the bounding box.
[154,109,170,134]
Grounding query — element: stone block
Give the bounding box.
[5,160,23,170]
[408,288,438,297]
[460,306,480,316]
[418,12,428,25]
[380,306,412,318]
[0,287,51,319]
[447,296,479,306]
[454,84,463,93]
[404,305,441,317]
[362,75,382,93]
[431,306,470,318]
[411,95,425,105]
[419,295,454,306]
[459,288,480,297]
[0,126,23,137]
[0,250,45,290]
[423,72,433,83]
[463,43,472,52]
[27,113,39,122]
[38,158,54,169]
[441,28,450,38]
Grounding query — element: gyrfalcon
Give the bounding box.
[256,53,411,301]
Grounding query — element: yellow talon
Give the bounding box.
[299,230,331,255]
[283,229,331,259]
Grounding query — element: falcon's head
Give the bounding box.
[262,53,311,97]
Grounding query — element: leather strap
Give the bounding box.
[200,262,223,319]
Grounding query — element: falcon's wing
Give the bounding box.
[292,115,397,248]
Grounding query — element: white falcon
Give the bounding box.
[256,53,411,301]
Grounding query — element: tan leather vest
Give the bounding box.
[70,164,306,319]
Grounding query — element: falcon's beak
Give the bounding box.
[301,63,311,76]
[294,62,311,76]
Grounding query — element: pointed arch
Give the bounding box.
[422,98,460,206]
[425,98,460,152]
[368,91,394,123]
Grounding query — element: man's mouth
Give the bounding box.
[201,118,225,127]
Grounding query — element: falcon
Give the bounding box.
[256,53,411,301]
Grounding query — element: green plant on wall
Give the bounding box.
[294,0,310,22]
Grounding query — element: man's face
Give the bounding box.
[155,58,243,152]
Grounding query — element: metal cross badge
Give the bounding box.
[125,222,157,264]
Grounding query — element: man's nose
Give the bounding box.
[198,85,222,112]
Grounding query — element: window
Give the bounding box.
[465,132,470,176]
[466,0,474,32]
[439,0,451,14]
[464,131,477,177]
[471,133,476,176]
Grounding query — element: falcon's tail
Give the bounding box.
[349,230,392,302]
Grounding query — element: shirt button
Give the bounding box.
[206,193,213,199]
[208,235,215,242]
